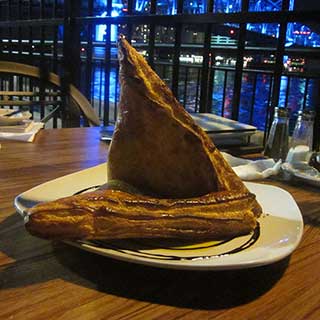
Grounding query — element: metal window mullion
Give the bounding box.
[147,0,157,68]
[263,75,274,146]
[194,67,201,112]
[312,80,320,151]
[17,0,23,101]
[231,0,249,121]
[199,23,211,113]
[17,0,23,56]
[39,0,46,120]
[52,0,59,74]
[171,0,183,99]
[8,0,12,56]
[171,24,182,98]
[85,0,93,102]
[302,78,310,110]
[198,0,215,113]
[269,0,290,130]
[249,73,258,125]
[53,0,59,128]
[103,0,111,126]
[221,70,228,117]
[182,67,189,108]
[114,68,119,122]
[99,62,103,117]
[207,0,214,13]
[62,0,81,127]
[284,75,291,109]
[207,53,216,114]
[28,0,33,61]
[126,0,134,43]
[0,2,3,56]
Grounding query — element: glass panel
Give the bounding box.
[156,0,177,15]
[244,53,276,71]
[292,0,318,11]
[303,78,319,121]
[181,25,205,45]
[178,66,201,112]
[249,0,282,12]
[154,64,173,87]
[134,0,151,14]
[180,49,203,65]
[211,68,236,118]
[287,23,320,48]
[132,25,150,44]
[159,64,174,87]
[155,26,175,44]
[250,74,273,130]
[214,0,242,13]
[246,23,279,49]
[93,0,128,16]
[238,72,272,129]
[154,48,174,64]
[278,76,318,127]
[183,0,207,14]
[211,24,239,48]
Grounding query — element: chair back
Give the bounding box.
[0,61,100,127]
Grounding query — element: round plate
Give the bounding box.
[15,163,304,270]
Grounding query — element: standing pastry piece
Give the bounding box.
[108,36,251,199]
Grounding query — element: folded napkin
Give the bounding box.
[0,122,44,142]
[222,152,281,180]
[0,111,32,126]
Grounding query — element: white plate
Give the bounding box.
[15,163,304,270]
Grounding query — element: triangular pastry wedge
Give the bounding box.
[25,36,262,241]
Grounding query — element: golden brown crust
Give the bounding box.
[26,188,259,240]
[108,37,248,199]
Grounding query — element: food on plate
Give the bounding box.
[25,35,262,241]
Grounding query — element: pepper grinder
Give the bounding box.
[264,106,290,161]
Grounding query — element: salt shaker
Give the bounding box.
[286,110,315,164]
[264,106,290,161]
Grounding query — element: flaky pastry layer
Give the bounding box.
[26,188,260,240]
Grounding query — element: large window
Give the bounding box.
[0,0,319,146]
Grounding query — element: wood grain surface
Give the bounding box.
[0,127,319,320]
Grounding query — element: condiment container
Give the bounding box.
[264,106,290,161]
[286,110,315,164]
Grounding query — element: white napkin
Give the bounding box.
[222,152,281,180]
[0,111,32,126]
[0,122,44,142]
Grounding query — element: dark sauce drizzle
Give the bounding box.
[74,185,260,262]
[87,224,260,261]
[73,185,101,195]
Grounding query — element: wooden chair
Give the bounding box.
[0,61,100,127]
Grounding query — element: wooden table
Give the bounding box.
[0,127,319,320]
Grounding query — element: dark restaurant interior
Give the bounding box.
[0,1,320,319]
[0,0,319,147]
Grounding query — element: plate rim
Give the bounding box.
[14,164,304,271]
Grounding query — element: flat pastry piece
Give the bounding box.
[26,187,260,240]
[25,36,262,241]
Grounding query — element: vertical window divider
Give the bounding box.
[231,0,248,121]
[198,0,214,113]
[103,0,112,126]
[148,0,157,69]
[269,0,290,130]
[171,0,183,98]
